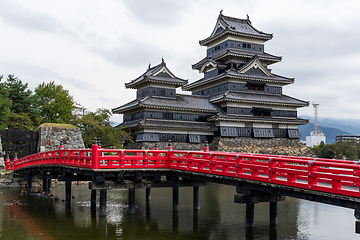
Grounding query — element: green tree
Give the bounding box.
[345,145,358,160]
[3,74,40,127]
[4,75,33,113]
[0,75,12,129]
[6,112,34,130]
[73,108,132,148]
[32,81,74,124]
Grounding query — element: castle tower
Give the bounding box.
[112,12,309,149]
[182,11,309,138]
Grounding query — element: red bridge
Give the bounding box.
[6,140,360,233]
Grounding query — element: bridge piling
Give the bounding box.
[270,201,278,225]
[42,175,48,194]
[355,209,360,234]
[193,186,200,210]
[65,180,71,205]
[47,178,52,192]
[27,176,32,193]
[245,202,255,228]
[173,186,179,212]
[99,189,107,216]
[129,188,136,214]
[146,187,151,201]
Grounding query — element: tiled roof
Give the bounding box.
[199,12,273,46]
[207,112,309,125]
[209,91,309,107]
[112,94,219,114]
[125,59,188,89]
[182,69,294,91]
[119,119,218,132]
[192,49,281,70]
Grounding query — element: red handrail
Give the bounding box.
[6,143,360,198]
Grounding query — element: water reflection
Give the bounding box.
[0,184,358,239]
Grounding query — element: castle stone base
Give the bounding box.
[125,137,316,157]
[37,125,85,152]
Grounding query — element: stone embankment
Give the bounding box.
[210,137,316,157]
[37,124,85,152]
[127,137,316,158]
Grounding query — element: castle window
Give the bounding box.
[242,43,246,48]
[246,82,265,91]
[251,108,271,117]
[247,44,251,48]
[160,89,166,96]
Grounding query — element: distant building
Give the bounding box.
[112,12,309,144]
[306,131,326,147]
[306,103,326,147]
[336,135,360,143]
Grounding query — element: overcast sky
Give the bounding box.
[1,0,360,123]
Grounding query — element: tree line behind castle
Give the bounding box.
[0,74,132,148]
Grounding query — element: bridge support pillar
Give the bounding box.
[65,180,71,205]
[47,178,52,192]
[99,189,107,217]
[91,190,97,207]
[146,187,151,202]
[173,186,179,212]
[246,202,254,228]
[193,186,200,210]
[42,175,48,193]
[270,201,278,225]
[354,209,360,234]
[129,188,135,214]
[27,176,32,193]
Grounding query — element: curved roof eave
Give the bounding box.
[182,72,294,91]
[199,29,272,46]
[210,98,309,108]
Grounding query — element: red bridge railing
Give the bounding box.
[5,143,360,198]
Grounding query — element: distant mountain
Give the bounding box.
[298,123,350,144]
[300,115,360,135]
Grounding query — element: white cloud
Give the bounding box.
[0,0,359,121]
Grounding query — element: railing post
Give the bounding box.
[59,140,64,150]
[203,141,209,152]
[308,159,318,189]
[5,154,10,170]
[59,140,64,165]
[13,153,18,171]
[92,138,99,169]
[167,140,172,168]
[167,140,173,151]
[268,157,277,182]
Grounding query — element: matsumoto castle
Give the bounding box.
[112,12,309,146]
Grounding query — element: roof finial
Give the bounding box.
[246,13,249,20]
[161,57,166,66]
[148,63,151,70]
[220,9,223,15]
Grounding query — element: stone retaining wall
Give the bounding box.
[37,126,85,152]
[126,137,316,157]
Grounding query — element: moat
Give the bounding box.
[0,183,358,240]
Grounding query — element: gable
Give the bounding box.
[200,60,217,73]
[153,66,175,78]
[156,71,172,78]
[214,26,225,36]
[238,58,272,77]
[245,67,269,77]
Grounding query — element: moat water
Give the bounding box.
[0,183,358,240]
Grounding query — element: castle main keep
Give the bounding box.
[113,12,310,154]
